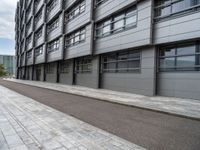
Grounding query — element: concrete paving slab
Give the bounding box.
[0,85,145,150]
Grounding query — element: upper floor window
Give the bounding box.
[26,35,32,45]
[155,0,200,20]
[26,20,31,33]
[47,18,59,34]
[65,28,86,47]
[65,0,86,23]
[60,61,69,73]
[96,6,137,38]
[76,57,92,73]
[102,50,141,73]
[27,50,32,59]
[35,45,43,57]
[35,0,41,9]
[159,42,200,71]
[35,27,43,40]
[95,0,109,7]
[47,0,58,14]
[34,10,42,25]
[47,39,60,53]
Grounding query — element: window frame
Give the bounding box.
[64,0,86,23]
[75,57,92,73]
[154,0,200,21]
[65,28,86,48]
[95,6,137,38]
[158,42,200,72]
[102,50,141,73]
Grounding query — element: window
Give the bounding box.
[65,0,86,23]
[35,45,43,57]
[47,0,58,14]
[60,61,69,73]
[102,51,141,73]
[47,18,59,34]
[47,39,60,53]
[26,20,31,33]
[34,10,42,25]
[26,35,32,45]
[155,0,200,20]
[96,6,137,38]
[76,57,92,73]
[159,42,200,71]
[35,28,42,40]
[27,50,32,59]
[46,63,54,74]
[65,28,86,47]
[35,0,41,9]
[96,0,109,7]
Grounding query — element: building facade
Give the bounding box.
[0,55,16,76]
[15,0,200,100]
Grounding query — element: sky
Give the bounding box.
[0,0,18,55]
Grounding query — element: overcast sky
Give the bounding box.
[0,0,18,55]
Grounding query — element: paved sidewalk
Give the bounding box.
[0,85,145,150]
[5,79,200,120]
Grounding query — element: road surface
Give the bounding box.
[0,80,200,150]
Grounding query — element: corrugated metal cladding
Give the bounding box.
[15,0,200,100]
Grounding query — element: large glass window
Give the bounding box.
[35,45,43,57]
[27,50,32,59]
[47,17,59,34]
[65,28,86,47]
[102,51,141,73]
[96,6,137,38]
[47,0,58,14]
[155,0,200,20]
[159,42,200,71]
[35,27,42,40]
[65,0,85,23]
[76,57,92,73]
[47,39,60,53]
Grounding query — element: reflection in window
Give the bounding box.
[155,0,200,19]
[159,42,200,71]
[102,51,141,73]
[96,6,137,38]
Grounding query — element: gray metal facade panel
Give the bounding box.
[65,0,92,33]
[102,47,156,96]
[35,0,45,14]
[45,62,57,83]
[47,37,63,62]
[76,56,99,88]
[95,0,137,21]
[47,15,63,42]
[95,0,152,54]
[35,45,46,64]
[65,0,76,10]
[59,60,73,85]
[35,27,45,47]
[46,0,62,22]
[157,72,200,100]
[154,12,200,44]
[33,64,44,81]
[65,24,92,59]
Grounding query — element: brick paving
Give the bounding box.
[0,85,145,150]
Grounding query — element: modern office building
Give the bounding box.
[0,55,16,76]
[15,0,200,100]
